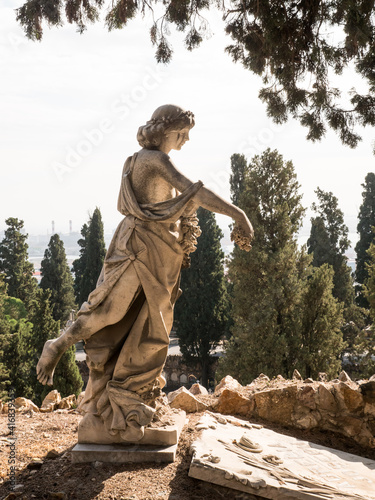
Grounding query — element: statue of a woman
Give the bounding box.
[37,104,253,442]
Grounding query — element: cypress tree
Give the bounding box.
[219,149,345,383]
[73,208,106,306]
[174,208,229,388]
[219,149,308,382]
[229,153,247,206]
[355,173,375,308]
[299,264,345,379]
[40,234,76,323]
[0,218,37,306]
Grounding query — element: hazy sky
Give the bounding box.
[1,2,374,252]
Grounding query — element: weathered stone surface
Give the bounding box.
[189,412,375,500]
[292,369,302,380]
[318,372,328,382]
[338,370,351,382]
[72,443,177,463]
[189,383,208,396]
[359,381,375,402]
[254,386,297,424]
[40,390,61,412]
[297,384,317,409]
[316,383,337,412]
[214,375,243,395]
[304,378,314,383]
[2,403,8,414]
[14,397,39,412]
[58,394,76,410]
[334,382,364,412]
[168,386,208,413]
[216,389,255,417]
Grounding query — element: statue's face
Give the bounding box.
[167,127,190,151]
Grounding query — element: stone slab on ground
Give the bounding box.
[189,413,375,500]
[71,443,177,463]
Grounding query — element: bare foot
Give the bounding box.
[36,339,64,386]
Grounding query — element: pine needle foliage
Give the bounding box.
[40,234,76,323]
[16,1,375,150]
[218,149,344,383]
[174,207,229,388]
[355,173,375,308]
[72,207,106,307]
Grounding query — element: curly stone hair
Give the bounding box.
[137,104,195,150]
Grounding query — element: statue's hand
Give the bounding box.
[231,213,253,252]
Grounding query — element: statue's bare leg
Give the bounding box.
[36,312,109,386]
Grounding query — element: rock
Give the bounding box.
[338,370,351,382]
[297,385,317,410]
[334,382,364,412]
[14,397,39,412]
[316,384,337,413]
[369,374,375,382]
[318,372,328,382]
[168,386,209,413]
[292,369,302,380]
[2,403,9,414]
[46,449,60,459]
[216,388,255,417]
[189,383,208,396]
[252,373,270,384]
[57,394,76,410]
[0,400,3,413]
[254,386,298,425]
[359,381,375,401]
[214,375,243,395]
[41,390,61,412]
[27,459,43,470]
[304,378,314,384]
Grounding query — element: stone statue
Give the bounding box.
[37,104,253,443]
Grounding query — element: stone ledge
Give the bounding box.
[71,443,177,463]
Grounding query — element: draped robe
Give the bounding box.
[78,153,203,441]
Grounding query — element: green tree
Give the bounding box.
[16,2,375,149]
[219,149,308,383]
[0,217,37,306]
[40,234,76,323]
[355,173,375,308]
[299,264,345,379]
[174,208,229,388]
[229,153,248,207]
[219,149,345,383]
[307,188,354,307]
[28,288,83,404]
[73,208,106,307]
[360,242,375,376]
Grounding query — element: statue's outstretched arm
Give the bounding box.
[156,153,254,244]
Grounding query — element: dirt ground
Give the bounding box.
[0,408,374,500]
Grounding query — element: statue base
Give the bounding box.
[71,408,186,463]
[71,442,178,464]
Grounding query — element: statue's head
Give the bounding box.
[137,104,195,150]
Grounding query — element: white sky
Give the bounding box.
[1,2,374,252]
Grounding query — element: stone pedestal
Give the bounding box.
[71,409,186,463]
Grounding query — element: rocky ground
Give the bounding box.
[1,405,375,500]
[1,373,375,500]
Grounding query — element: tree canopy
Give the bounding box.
[16,1,375,149]
[72,208,106,307]
[218,149,344,382]
[355,172,375,307]
[174,207,229,388]
[40,234,76,323]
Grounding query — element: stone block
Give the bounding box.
[168,386,208,412]
[40,390,61,412]
[214,375,243,395]
[189,383,208,396]
[71,443,177,463]
[254,386,297,425]
[189,412,375,499]
[216,388,254,417]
